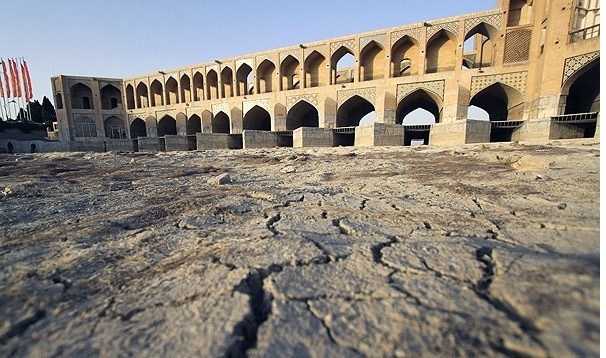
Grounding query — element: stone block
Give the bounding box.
[137,137,160,152]
[355,123,405,147]
[164,135,190,151]
[242,130,279,149]
[293,128,334,148]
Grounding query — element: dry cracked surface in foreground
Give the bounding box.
[0,140,600,357]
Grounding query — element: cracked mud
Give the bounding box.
[0,140,599,357]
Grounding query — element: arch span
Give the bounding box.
[286,101,319,130]
[70,83,93,109]
[243,105,271,131]
[470,82,524,121]
[336,95,375,127]
[157,115,177,136]
[212,112,230,133]
[562,57,600,114]
[396,89,442,124]
[130,118,146,138]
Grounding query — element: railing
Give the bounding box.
[404,124,432,131]
[333,126,356,134]
[552,112,599,123]
[275,130,293,136]
[491,120,524,128]
[570,24,600,43]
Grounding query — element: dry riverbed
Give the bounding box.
[0,139,600,357]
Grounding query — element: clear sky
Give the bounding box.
[3,0,497,103]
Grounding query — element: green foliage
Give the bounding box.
[28,100,44,123]
[42,96,57,123]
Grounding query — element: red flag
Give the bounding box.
[1,60,10,98]
[11,59,22,98]
[0,73,4,98]
[22,60,33,101]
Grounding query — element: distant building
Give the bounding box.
[47,0,599,152]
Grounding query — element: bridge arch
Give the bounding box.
[257,59,277,94]
[243,105,271,131]
[165,77,178,105]
[157,115,177,136]
[331,46,355,84]
[221,67,234,98]
[396,89,443,124]
[100,84,122,110]
[150,80,163,107]
[70,83,93,109]
[236,63,253,96]
[281,55,300,90]
[180,74,191,103]
[104,116,125,139]
[463,22,499,69]
[286,100,319,130]
[336,95,375,127]
[360,40,386,81]
[212,111,230,133]
[136,82,149,108]
[562,57,599,114]
[73,116,97,137]
[470,82,524,121]
[125,84,135,109]
[129,117,146,138]
[391,35,420,77]
[193,71,204,101]
[207,70,219,100]
[426,30,457,73]
[187,114,202,135]
[304,51,326,88]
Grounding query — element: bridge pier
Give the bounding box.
[293,127,334,148]
[355,123,405,147]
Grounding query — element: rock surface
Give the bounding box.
[0,139,599,357]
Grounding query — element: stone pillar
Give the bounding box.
[293,127,334,147]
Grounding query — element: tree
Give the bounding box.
[41,96,56,123]
[17,108,28,123]
[28,100,43,123]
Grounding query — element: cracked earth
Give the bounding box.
[0,139,599,357]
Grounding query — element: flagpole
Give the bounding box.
[0,58,11,120]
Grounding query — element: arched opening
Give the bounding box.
[221,67,234,98]
[470,83,525,142]
[30,144,37,153]
[101,84,122,110]
[193,72,204,101]
[70,83,93,109]
[150,80,163,107]
[304,51,326,88]
[391,36,420,77]
[286,101,319,130]
[130,118,146,139]
[236,64,253,96]
[280,55,300,90]
[180,75,191,103]
[157,115,177,137]
[125,84,135,109]
[332,47,355,84]
[468,106,491,120]
[207,70,219,100]
[212,112,231,133]
[336,95,375,127]
[243,105,271,131]
[104,116,125,139]
[7,142,14,154]
[564,58,600,114]
[360,41,386,81]
[257,59,276,94]
[397,90,442,145]
[73,116,97,137]
[426,30,457,74]
[463,23,498,69]
[507,0,532,27]
[186,114,202,135]
[165,77,178,105]
[136,82,149,108]
[55,93,64,110]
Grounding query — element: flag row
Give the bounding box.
[1,58,33,102]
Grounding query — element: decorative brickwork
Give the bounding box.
[390,27,422,46]
[128,113,147,123]
[464,12,502,37]
[304,45,328,60]
[280,49,301,63]
[286,93,319,111]
[102,114,124,121]
[470,71,528,97]
[236,58,254,71]
[205,64,219,74]
[396,80,445,103]
[186,107,202,117]
[337,87,376,106]
[156,109,178,119]
[426,21,459,41]
[243,99,271,115]
[256,55,275,66]
[331,38,356,55]
[212,103,230,115]
[562,51,600,85]
[503,28,532,64]
[360,34,387,50]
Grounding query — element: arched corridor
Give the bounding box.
[396,89,442,124]
[360,41,386,81]
[391,36,419,77]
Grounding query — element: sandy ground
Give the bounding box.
[0,139,600,357]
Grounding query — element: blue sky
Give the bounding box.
[3,0,497,103]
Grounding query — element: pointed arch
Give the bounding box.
[193,72,204,101]
[304,50,327,88]
[507,0,532,27]
[391,35,420,77]
[336,95,375,127]
[70,83,93,109]
[396,89,443,124]
[470,82,525,121]
[207,70,219,100]
[165,77,178,105]
[180,74,191,103]
[426,29,457,73]
[331,46,355,84]
[150,80,163,107]
[136,82,149,108]
[104,116,125,139]
[360,40,386,81]
[130,117,146,138]
[562,57,600,114]
[125,84,135,109]
[212,111,231,133]
[221,67,234,98]
[257,59,276,94]
[73,116,97,137]
[236,63,253,96]
[100,84,122,110]
[157,115,177,136]
[187,114,202,135]
[243,105,271,131]
[280,55,301,90]
[286,100,319,130]
[55,92,64,110]
[463,23,499,69]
